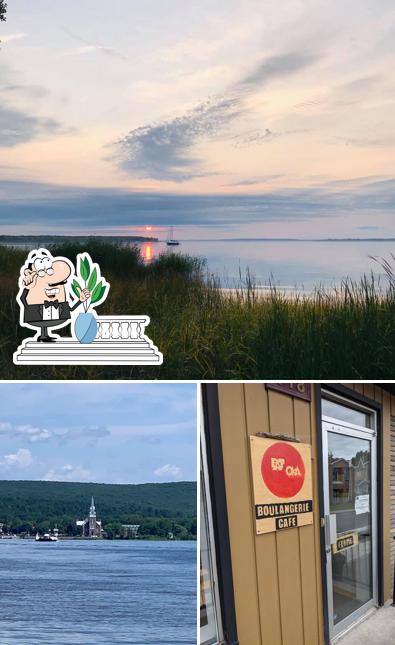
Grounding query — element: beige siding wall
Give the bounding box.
[218,384,324,645]
[346,384,393,603]
[390,405,395,598]
[217,383,392,645]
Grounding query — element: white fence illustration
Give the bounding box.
[13,315,163,365]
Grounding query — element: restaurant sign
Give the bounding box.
[265,383,311,401]
[250,435,313,534]
[332,532,359,554]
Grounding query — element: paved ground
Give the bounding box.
[337,605,395,644]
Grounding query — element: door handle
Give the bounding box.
[325,514,330,547]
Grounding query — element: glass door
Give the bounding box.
[200,412,224,645]
[322,396,377,640]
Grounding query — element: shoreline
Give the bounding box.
[1,536,196,542]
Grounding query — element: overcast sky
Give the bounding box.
[0,382,197,484]
[0,1,394,237]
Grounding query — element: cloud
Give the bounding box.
[233,128,279,147]
[115,96,241,182]
[236,51,319,90]
[56,425,110,443]
[1,177,395,232]
[0,421,51,443]
[0,420,108,444]
[223,175,283,187]
[61,27,127,60]
[43,464,92,482]
[1,83,48,99]
[60,44,125,59]
[109,421,194,439]
[0,163,26,171]
[336,75,381,96]
[112,50,321,181]
[335,135,395,148]
[1,448,33,468]
[0,62,62,146]
[154,464,182,479]
[0,104,62,147]
[0,33,26,44]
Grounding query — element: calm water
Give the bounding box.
[4,239,395,290]
[0,540,196,645]
[144,239,395,290]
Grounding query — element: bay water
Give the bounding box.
[0,540,196,645]
[4,238,395,291]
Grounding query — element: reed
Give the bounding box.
[1,241,394,379]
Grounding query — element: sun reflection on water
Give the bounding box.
[142,242,153,263]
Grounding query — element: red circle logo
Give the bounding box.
[261,442,305,498]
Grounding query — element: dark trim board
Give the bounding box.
[318,384,385,645]
[202,384,239,645]
[314,384,330,645]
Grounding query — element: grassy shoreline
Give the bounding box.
[1,240,394,378]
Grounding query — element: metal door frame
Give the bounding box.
[200,409,224,645]
[321,394,378,642]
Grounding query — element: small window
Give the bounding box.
[322,398,372,428]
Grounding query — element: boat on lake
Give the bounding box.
[35,529,58,542]
[166,227,180,246]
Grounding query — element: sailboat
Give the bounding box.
[166,226,180,246]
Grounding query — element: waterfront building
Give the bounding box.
[201,383,395,645]
[121,524,140,538]
[76,497,103,538]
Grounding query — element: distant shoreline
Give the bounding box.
[0,234,158,243]
[1,536,195,542]
[0,235,394,244]
[183,237,395,242]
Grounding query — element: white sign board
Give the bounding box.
[355,494,369,515]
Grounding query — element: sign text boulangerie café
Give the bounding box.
[250,436,313,534]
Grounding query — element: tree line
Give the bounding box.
[0,480,196,540]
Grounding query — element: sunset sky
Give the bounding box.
[0,0,394,237]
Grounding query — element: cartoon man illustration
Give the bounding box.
[17,248,90,342]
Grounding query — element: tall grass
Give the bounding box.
[1,241,394,379]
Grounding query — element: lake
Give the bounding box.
[4,238,395,291]
[142,239,395,291]
[0,540,196,645]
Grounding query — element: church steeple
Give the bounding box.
[89,496,96,518]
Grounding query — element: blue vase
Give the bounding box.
[74,312,97,344]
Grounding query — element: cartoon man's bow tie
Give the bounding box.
[44,300,59,308]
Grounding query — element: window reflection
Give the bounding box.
[322,399,372,428]
[328,432,372,625]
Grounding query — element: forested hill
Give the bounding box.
[0,480,196,538]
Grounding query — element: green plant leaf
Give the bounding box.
[87,267,97,292]
[90,281,107,304]
[71,279,82,299]
[80,255,89,281]
[83,256,91,279]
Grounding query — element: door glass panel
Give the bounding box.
[328,432,372,625]
[200,473,219,645]
[323,399,372,428]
